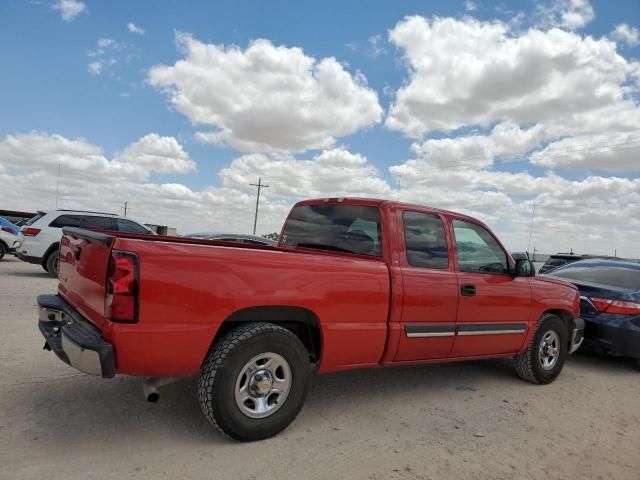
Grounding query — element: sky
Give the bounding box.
[0,0,639,256]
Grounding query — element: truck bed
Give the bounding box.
[58,227,391,376]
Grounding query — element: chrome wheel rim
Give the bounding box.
[234,352,291,419]
[539,330,560,370]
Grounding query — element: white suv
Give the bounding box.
[16,209,154,277]
[0,228,17,260]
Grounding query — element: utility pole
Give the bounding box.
[250,177,269,235]
[526,202,536,253]
[123,201,128,217]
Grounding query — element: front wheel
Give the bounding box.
[0,242,6,260]
[198,323,310,441]
[513,313,568,384]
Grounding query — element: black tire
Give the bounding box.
[198,322,310,441]
[513,313,568,384]
[42,263,49,272]
[0,242,6,261]
[45,249,59,278]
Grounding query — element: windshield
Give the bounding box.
[281,204,382,257]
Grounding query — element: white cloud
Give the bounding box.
[127,22,146,35]
[97,38,115,48]
[53,0,86,22]
[386,16,637,137]
[0,132,195,182]
[367,34,387,57]
[112,134,197,175]
[219,147,392,199]
[530,131,640,171]
[536,0,595,30]
[611,23,640,47]
[86,38,131,77]
[464,1,478,12]
[148,33,383,153]
[87,61,103,75]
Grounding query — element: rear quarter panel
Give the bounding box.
[108,238,391,376]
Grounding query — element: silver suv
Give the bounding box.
[16,209,154,277]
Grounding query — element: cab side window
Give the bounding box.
[403,211,449,269]
[453,219,508,274]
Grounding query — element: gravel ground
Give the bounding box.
[1,255,639,480]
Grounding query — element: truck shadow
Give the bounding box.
[21,358,517,449]
[20,352,635,450]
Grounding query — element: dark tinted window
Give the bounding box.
[50,215,114,230]
[550,264,640,290]
[453,219,508,274]
[117,219,150,234]
[84,216,115,230]
[403,211,448,269]
[25,212,45,226]
[281,204,381,256]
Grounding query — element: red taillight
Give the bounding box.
[590,297,640,315]
[105,250,139,322]
[1,226,12,233]
[22,227,41,236]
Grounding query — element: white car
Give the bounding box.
[0,228,17,260]
[15,209,154,277]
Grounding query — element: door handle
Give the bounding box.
[461,284,476,296]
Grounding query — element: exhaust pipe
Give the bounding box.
[142,377,183,402]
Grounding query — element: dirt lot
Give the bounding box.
[1,256,639,480]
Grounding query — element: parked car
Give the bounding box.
[0,216,20,235]
[16,209,154,277]
[185,232,277,246]
[37,198,583,441]
[538,253,589,273]
[545,259,640,368]
[0,227,17,260]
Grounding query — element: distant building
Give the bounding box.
[145,224,178,236]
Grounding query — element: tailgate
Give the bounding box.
[58,227,115,330]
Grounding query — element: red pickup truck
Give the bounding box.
[38,198,584,441]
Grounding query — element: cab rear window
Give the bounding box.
[281,204,381,257]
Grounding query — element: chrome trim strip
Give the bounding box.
[406,331,455,338]
[458,329,526,336]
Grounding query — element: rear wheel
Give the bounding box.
[0,242,6,260]
[198,323,310,441]
[513,313,568,384]
[45,249,59,278]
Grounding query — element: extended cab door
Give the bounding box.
[450,219,532,357]
[393,210,459,361]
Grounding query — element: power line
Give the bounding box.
[249,177,269,235]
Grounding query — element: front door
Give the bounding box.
[450,219,532,357]
[394,210,459,361]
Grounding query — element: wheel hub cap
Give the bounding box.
[250,370,273,396]
[539,330,560,371]
[234,352,292,419]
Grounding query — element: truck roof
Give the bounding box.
[295,197,483,224]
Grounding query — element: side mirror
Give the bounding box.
[514,258,535,277]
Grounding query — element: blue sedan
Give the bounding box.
[546,259,640,368]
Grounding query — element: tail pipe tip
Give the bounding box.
[142,376,183,402]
